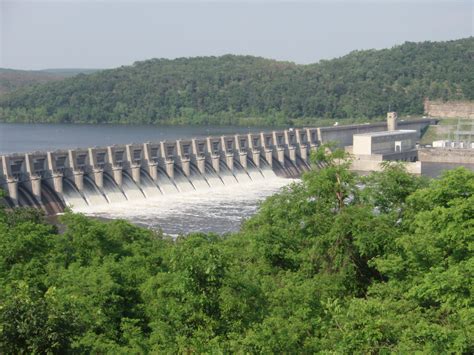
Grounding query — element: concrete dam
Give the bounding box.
[0,129,316,214]
[0,118,435,215]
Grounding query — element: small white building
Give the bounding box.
[433,140,451,148]
[353,130,417,156]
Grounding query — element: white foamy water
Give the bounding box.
[73,176,298,236]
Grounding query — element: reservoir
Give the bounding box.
[0,122,273,154]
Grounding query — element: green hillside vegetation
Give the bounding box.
[0,69,66,96]
[0,37,472,126]
[40,68,101,76]
[0,68,99,97]
[1,150,473,353]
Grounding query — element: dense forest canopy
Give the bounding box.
[0,68,101,98]
[0,37,473,125]
[0,69,66,97]
[0,150,473,353]
[0,69,101,95]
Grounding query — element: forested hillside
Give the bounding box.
[0,37,472,125]
[0,69,65,96]
[0,68,99,97]
[0,151,473,353]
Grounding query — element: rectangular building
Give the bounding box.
[353,130,417,156]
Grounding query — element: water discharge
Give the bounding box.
[63,178,88,208]
[74,175,296,236]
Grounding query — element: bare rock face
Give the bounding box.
[424,99,474,119]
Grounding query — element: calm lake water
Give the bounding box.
[0,122,274,154]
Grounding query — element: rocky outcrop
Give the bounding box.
[424,99,474,119]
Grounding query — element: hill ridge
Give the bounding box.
[1,37,472,125]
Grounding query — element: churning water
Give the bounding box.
[73,176,297,236]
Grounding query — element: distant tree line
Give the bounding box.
[0,37,472,126]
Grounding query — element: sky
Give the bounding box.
[0,0,472,70]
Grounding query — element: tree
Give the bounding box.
[0,164,473,352]
[361,161,428,213]
[322,168,474,353]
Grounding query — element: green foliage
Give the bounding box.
[336,168,474,353]
[0,161,473,352]
[0,68,67,97]
[1,38,473,125]
[361,161,429,213]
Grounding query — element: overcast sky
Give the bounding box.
[0,0,472,70]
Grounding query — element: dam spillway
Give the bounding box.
[0,129,316,214]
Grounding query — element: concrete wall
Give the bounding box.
[352,136,372,155]
[370,131,416,155]
[424,99,474,119]
[397,119,436,138]
[351,159,421,175]
[418,148,474,164]
[317,122,387,147]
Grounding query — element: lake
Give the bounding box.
[0,122,274,154]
